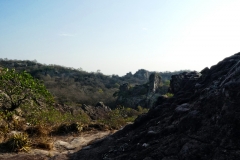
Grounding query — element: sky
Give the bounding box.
[1,0,240,76]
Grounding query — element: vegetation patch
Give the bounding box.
[164,92,174,98]
[53,122,83,135]
[98,106,148,129]
[0,67,150,153]
[6,132,31,152]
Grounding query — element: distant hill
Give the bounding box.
[0,59,190,108]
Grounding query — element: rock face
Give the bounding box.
[55,102,111,120]
[148,73,161,93]
[133,69,150,80]
[81,102,111,120]
[115,73,162,108]
[71,53,240,160]
[168,71,201,94]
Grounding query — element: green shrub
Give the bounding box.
[0,68,54,112]
[24,107,90,127]
[164,93,174,98]
[137,106,149,114]
[6,132,31,152]
[98,106,148,129]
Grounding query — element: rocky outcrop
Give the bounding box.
[55,102,111,120]
[81,102,111,120]
[133,69,150,80]
[124,72,133,78]
[148,73,161,93]
[168,71,201,94]
[72,52,240,160]
[115,73,162,108]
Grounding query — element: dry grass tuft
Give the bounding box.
[6,132,31,152]
[26,125,52,137]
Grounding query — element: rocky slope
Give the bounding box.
[69,53,240,160]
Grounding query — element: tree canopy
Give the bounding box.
[0,68,54,111]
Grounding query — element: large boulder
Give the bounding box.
[168,71,201,94]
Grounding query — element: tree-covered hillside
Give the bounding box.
[0,59,190,108]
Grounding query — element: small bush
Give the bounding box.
[54,122,83,134]
[98,106,149,129]
[137,106,149,114]
[6,132,31,152]
[164,93,174,98]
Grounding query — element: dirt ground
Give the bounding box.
[0,130,116,160]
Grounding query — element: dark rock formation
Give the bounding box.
[148,73,161,93]
[55,102,111,120]
[115,73,162,108]
[119,83,130,92]
[168,71,201,94]
[71,53,240,160]
[125,72,133,78]
[55,103,82,116]
[81,102,111,120]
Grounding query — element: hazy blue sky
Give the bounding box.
[1,0,240,75]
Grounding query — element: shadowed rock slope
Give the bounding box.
[70,53,240,160]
